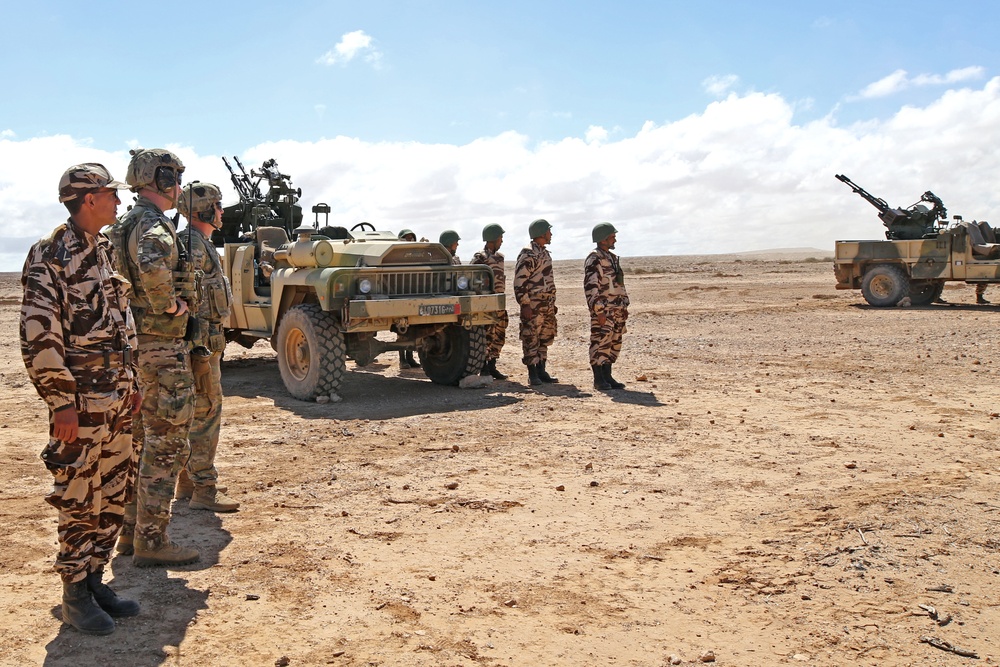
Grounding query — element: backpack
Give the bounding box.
[104,216,141,300]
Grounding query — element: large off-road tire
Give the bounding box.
[909,280,945,306]
[275,304,346,400]
[420,325,489,386]
[861,264,910,307]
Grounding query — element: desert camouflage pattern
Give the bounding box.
[178,226,232,353]
[514,241,557,365]
[126,148,184,191]
[472,245,508,359]
[58,163,129,203]
[20,220,138,582]
[584,247,630,365]
[450,252,462,266]
[177,182,222,220]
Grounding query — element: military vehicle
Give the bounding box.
[216,157,505,400]
[833,174,1000,307]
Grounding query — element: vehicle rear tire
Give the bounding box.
[420,325,488,386]
[275,303,346,400]
[861,265,910,307]
[909,280,944,306]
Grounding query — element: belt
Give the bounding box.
[65,346,134,370]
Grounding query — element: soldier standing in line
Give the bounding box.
[440,230,462,265]
[513,218,559,386]
[584,223,629,390]
[174,183,240,513]
[472,223,509,380]
[397,229,420,368]
[113,148,200,567]
[976,284,989,304]
[20,163,141,635]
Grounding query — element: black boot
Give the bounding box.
[592,365,611,390]
[527,364,542,386]
[87,569,140,617]
[488,359,508,380]
[603,363,625,389]
[536,361,558,383]
[62,579,115,635]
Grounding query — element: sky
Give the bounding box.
[2,0,1000,271]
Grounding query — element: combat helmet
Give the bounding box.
[482,223,505,242]
[126,148,185,192]
[398,229,416,240]
[528,218,552,239]
[440,230,460,246]
[592,222,618,243]
[178,182,223,226]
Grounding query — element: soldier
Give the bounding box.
[113,148,200,567]
[976,284,989,304]
[20,163,140,635]
[397,229,420,368]
[398,229,417,242]
[175,183,240,513]
[440,230,461,265]
[584,223,629,390]
[513,218,558,386]
[472,223,508,380]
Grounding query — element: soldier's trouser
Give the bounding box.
[121,411,143,535]
[589,307,628,365]
[187,350,223,488]
[135,337,195,545]
[489,309,508,359]
[520,303,557,366]
[42,392,134,583]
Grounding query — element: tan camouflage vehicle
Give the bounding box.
[833,174,1000,306]
[216,158,504,400]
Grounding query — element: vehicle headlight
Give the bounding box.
[456,275,470,290]
[358,278,372,294]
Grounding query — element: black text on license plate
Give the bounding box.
[419,304,459,316]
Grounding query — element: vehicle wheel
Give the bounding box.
[420,325,488,386]
[275,303,346,400]
[909,280,944,306]
[860,265,910,307]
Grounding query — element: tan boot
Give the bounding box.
[174,469,194,500]
[115,526,134,555]
[133,536,199,568]
[189,486,241,513]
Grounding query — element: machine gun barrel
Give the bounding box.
[835,174,890,214]
[222,156,253,202]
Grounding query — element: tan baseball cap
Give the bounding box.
[58,163,130,202]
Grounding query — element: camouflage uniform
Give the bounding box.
[118,196,196,548]
[513,241,557,365]
[177,225,233,491]
[449,252,462,266]
[471,245,508,360]
[20,220,137,584]
[584,247,630,365]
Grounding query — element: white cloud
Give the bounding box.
[0,129,15,138]
[3,77,1000,270]
[702,74,739,98]
[316,30,383,68]
[856,66,985,99]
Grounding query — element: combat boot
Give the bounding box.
[174,468,194,500]
[603,363,626,390]
[485,359,508,380]
[62,579,115,635]
[86,569,140,617]
[133,536,199,568]
[978,294,990,305]
[116,525,134,556]
[190,486,241,513]
[536,361,558,383]
[527,364,542,386]
[592,365,611,390]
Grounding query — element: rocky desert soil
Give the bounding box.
[2,252,1000,667]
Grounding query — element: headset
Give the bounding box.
[154,166,182,193]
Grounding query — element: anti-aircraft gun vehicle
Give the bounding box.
[216,157,505,400]
[833,174,1000,307]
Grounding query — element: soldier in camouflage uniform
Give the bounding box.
[440,230,462,265]
[397,230,420,368]
[175,183,240,513]
[20,163,141,635]
[112,148,200,567]
[472,224,509,380]
[584,223,629,390]
[513,219,559,386]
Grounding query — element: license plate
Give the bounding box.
[419,304,459,316]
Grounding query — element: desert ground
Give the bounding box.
[2,252,1000,667]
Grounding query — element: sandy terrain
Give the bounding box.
[2,251,1000,667]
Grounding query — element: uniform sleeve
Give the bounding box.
[19,249,76,412]
[583,253,607,315]
[135,216,177,314]
[512,250,536,306]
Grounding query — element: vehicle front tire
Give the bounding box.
[861,264,910,307]
[420,325,488,386]
[275,303,346,400]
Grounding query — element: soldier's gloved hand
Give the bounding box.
[520,304,534,320]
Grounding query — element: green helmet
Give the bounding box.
[125,148,185,192]
[440,230,460,246]
[592,222,618,243]
[528,218,552,239]
[398,228,416,240]
[482,223,505,242]
[178,182,223,223]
